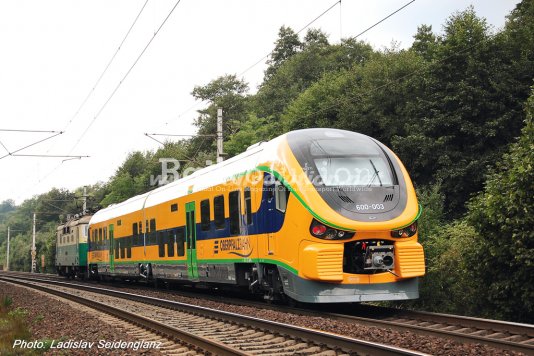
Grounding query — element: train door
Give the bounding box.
[185,202,198,280]
[109,224,115,272]
[264,173,277,255]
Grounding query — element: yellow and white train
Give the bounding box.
[87,128,425,303]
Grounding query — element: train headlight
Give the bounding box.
[311,224,327,236]
[310,219,355,240]
[390,222,418,238]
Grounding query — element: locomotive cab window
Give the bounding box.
[309,138,395,187]
[275,181,289,213]
[229,190,241,235]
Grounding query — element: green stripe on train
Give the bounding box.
[96,258,298,275]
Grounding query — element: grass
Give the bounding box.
[0,295,33,355]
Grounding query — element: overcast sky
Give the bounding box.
[0,0,519,204]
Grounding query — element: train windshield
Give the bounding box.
[310,139,393,187]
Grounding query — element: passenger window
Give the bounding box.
[167,231,175,257]
[114,239,119,259]
[138,221,143,246]
[126,236,132,258]
[244,188,252,225]
[120,239,125,259]
[133,223,138,236]
[275,181,289,213]
[229,190,241,235]
[200,199,210,231]
[158,231,166,257]
[176,228,185,256]
[214,195,225,229]
[98,228,102,242]
[150,219,156,232]
[170,203,178,212]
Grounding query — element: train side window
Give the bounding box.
[244,187,253,225]
[117,219,122,226]
[171,203,178,212]
[103,227,107,245]
[200,199,210,231]
[158,231,166,258]
[149,219,156,245]
[120,238,125,259]
[133,223,138,236]
[229,190,241,235]
[167,230,175,257]
[126,236,132,258]
[114,238,119,259]
[214,195,225,229]
[176,228,185,256]
[275,181,289,213]
[138,221,143,246]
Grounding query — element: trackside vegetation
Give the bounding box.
[0,2,532,322]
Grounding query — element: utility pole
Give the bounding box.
[82,186,88,215]
[6,227,10,271]
[217,108,224,163]
[31,213,36,273]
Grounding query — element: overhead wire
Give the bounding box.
[60,0,150,134]
[156,0,343,132]
[28,0,182,196]
[0,132,63,160]
[68,0,183,155]
[300,26,494,123]
[353,0,415,39]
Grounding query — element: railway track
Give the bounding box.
[0,274,423,356]
[4,271,533,354]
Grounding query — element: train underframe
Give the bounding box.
[56,265,86,279]
[86,259,418,303]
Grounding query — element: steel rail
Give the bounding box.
[2,271,533,354]
[1,276,249,356]
[0,273,425,356]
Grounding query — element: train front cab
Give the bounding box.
[269,129,426,303]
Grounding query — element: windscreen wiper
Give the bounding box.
[367,159,383,187]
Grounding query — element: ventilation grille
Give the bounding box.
[316,249,344,280]
[339,195,355,204]
[383,194,394,202]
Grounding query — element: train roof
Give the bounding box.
[89,133,284,225]
[88,128,390,226]
[57,214,92,230]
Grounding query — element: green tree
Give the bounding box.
[190,74,250,161]
[393,7,529,215]
[264,26,302,80]
[282,48,424,148]
[411,24,438,61]
[466,88,534,322]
